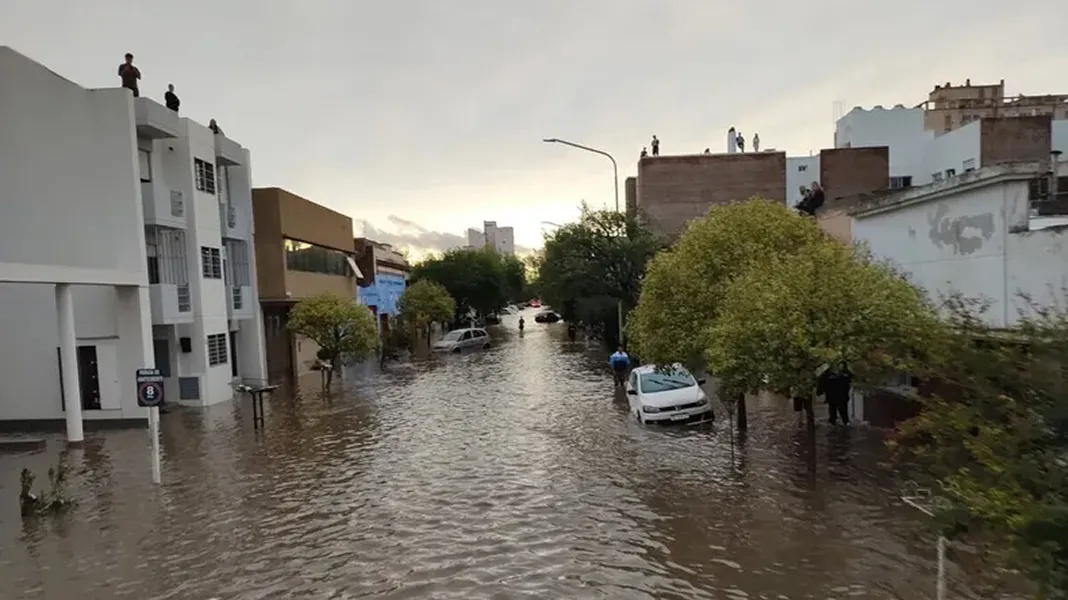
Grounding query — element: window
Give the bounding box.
[945,168,957,178]
[638,370,696,393]
[944,114,952,130]
[146,238,159,284]
[460,331,472,341]
[284,238,353,276]
[963,158,976,172]
[139,149,152,182]
[145,226,189,285]
[200,246,222,279]
[207,334,228,366]
[224,240,251,286]
[1029,178,1050,201]
[194,158,216,194]
[890,176,913,189]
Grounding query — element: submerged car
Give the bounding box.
[432,327,492,353]
[534,310,561,323]
[626,364,712,424]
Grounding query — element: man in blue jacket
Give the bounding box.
[609,347,631,387]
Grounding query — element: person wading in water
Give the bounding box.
[609,347,631,387]
[518,316,525,335]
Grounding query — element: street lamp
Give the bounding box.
[542,137,624,343]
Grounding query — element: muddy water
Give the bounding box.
[0,315,1009,599]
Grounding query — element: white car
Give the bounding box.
[432,327,492,353]
[626,364,713,424]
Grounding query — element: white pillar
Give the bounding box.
[56,283,84,443]
[116,285,155,408]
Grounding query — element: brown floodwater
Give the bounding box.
[0,315,1014,599]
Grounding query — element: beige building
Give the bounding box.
[252,187,361,382]
[922,79,1068,135]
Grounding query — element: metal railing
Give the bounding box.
[176,284,191,312]
[231,286,242,310]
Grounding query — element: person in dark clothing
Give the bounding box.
[164,84,180,112]
[567,323,577,342]
[650,135,660,156]
[640,147,648,158]
[736,133,745,152]
[118,53,141,97]
[817,363,853,425]
[208,119,223,135]
[795,181,825,217]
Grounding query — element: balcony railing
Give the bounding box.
[231,286,243,310]
[177,284,191,312]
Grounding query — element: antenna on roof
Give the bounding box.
[832,100,844,124]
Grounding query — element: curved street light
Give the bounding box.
[542,137,625,342]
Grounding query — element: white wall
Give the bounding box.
[0,47,148,286]
[834,106,932,179]
[918,121,981,185]
[786,156,820,207]
[1054,120,1068,153]
[0,283,150,421]
[853,178,1068,328]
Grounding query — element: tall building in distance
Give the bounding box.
[465,220,515,255]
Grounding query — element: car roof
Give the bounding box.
[632,363,687,375]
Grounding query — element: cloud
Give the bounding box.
[355,215,533,260]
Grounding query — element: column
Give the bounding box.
[116,285,154,413]
[56,283,84,443]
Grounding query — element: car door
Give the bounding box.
[471,330,486,349]
[458,330,473,349]
[627,371,641,413]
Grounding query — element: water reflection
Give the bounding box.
[0,314,1013,598]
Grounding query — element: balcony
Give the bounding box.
[214,134,244,166]
[141,183,187,228]
[135,98,180,139]
[148,283,194,325]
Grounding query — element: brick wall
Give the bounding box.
[980,116,1051,167]
[818,147,889,203]
[636,152,786,236]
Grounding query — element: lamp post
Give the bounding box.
[542,138,625,343]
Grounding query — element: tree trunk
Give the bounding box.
[736,393,748,432]
[803,396,816,432]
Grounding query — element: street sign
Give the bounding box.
[136,368,165,408]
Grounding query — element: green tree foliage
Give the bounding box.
[501,253,528,303]
[891,296,1068,596]
[629,199,829,369]
[288,292,379,383]
[398,279,456,341]
[411,247,506,319]
[706,239,942,398]
[536,206,661,345]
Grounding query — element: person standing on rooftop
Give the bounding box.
[164,84,180,112]
[118,53,141,97]
[650,135,660,156]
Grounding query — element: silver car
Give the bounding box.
[432,327,491,353]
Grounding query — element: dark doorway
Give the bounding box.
[229,331,238,378]
[263,305,294,383]
[153,339,171,377]
[76,345,102,410]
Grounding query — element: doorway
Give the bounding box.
[229,331,238,378]
[76,345,102,410]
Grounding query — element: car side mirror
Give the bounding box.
[626,389,637,395]
[697,378,707,385]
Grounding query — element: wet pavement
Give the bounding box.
[0,313,1013,599]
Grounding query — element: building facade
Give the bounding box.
[921,79,1068,135]
[0,48,266,438]
[851,161,1068,329]
[252,188,362,382]
[465,221,515,255]
[354,238,410,335]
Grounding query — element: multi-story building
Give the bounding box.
[354,238,411,334]
[252,187,362,382]
[465,221,515,255]
[0,48,266,438]
[921,79,1068,135]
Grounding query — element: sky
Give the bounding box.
[2,0,1064,258]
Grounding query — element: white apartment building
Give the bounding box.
[465,221,515,255]
[0,48,266,438]
[852,162,1068,328]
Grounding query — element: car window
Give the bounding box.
[460,331,472,340]
[442,330,463,341]
[638,371,695,393]
[474,330,486,338]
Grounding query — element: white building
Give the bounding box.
[465,221,515,255]
[0,48,266,438]
[851,162,1068,328]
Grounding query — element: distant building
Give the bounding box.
[921,79,1068,135]
[354,238,410,336]
[252,187,361,382]
[465,220,515,255]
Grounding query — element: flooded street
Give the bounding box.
[1,316,1001,599]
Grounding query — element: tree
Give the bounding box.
[705,237,943,428]
[501,253,528,304]
[288,292,379,386]
[537,205,662,346]
[398,279,456,345]
[890,296,1068,597]
[410,247,506,321]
